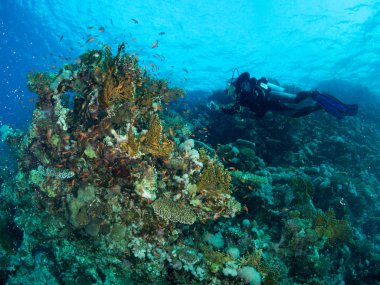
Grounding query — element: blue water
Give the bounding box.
[1,0,380,130]
[1,1,380,284]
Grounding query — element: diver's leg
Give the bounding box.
[294,91,318,103]
[292,104,323,118]
[268,100,296,112]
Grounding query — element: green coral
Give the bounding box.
[289,176,314,204]
[314,209,353,244]
[84,144,97,159]
[200,245,231,273]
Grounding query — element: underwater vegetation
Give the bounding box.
[0,43,379,284]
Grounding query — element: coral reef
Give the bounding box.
[0,44,379,284]
[0,44,241,284]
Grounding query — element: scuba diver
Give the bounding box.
[221,71,358,119]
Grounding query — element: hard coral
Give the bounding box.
[152,197,196,225]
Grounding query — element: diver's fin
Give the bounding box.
[294,91,313,103]
[314,93,358,119]
[343,104,359,116]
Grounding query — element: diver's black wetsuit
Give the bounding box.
[223,72,358,119]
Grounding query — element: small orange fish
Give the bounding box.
[86,37,95,43]
[228,166,236,170]
[151,40,158,49]
[99,26,105,32]
[169,128,174,136]
[243,204,249,213]
[75,59,81,63]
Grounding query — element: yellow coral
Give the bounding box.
[142,115,172,157]
[196,159,231,195]
[120,127,140,157]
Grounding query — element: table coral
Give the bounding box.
[152,197,196,225]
